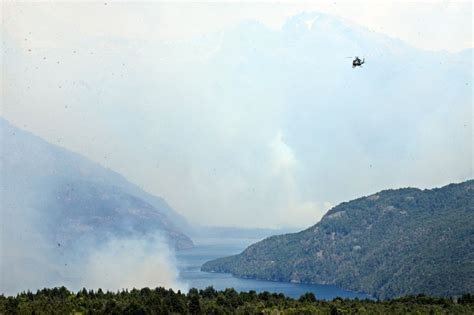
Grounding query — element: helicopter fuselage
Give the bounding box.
[352,58,365,68]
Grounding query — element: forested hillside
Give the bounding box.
[1,118,193,250]
[203,181,474,299]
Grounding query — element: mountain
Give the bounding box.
[202,181,474,299]
[3,11,471,227]
[0,118,193,250]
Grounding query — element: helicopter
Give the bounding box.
[352,56,365,68]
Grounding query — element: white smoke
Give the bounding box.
[0,196,187,295]
[0,230,187,295]
[77,235,187,292]
[2,3,471,229]
[269,131,332,226]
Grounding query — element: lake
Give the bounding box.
[176,238,372,300]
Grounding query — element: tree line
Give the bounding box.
[1,287,473,314]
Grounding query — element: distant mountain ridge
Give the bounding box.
[3,10,470,227]
[0,118,193,250]
[202,181,474,299]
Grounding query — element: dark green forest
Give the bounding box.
[1,287,473,315]
[203,180,474,299]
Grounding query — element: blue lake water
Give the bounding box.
[176,238,372,300]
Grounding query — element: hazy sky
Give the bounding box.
[1,1,472,228]
[2,1,472,52]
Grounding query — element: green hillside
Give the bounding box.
[202,181,474,299]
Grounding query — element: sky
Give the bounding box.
[2,1,472,52]
[1,1,473,228]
